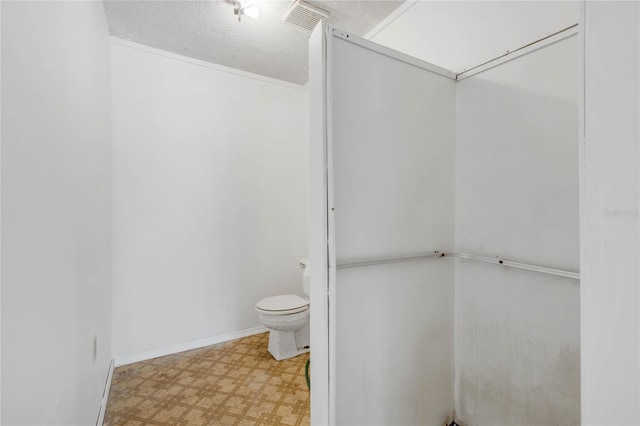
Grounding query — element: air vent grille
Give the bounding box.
[283,0,329,31]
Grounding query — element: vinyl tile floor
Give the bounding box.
[104,333,310,426]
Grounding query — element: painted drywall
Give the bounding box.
[110,40,309,360]
[330,36,456,425]
[581,2,640,424]
[1,1,112,424]
[455,36,580,425]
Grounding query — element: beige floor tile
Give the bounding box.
[104,333,310,425]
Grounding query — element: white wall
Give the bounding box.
[1,2,112,424]
[330,36,456,425]
[110,40,309,361]
[455,37,580,425]
[581,2,640,424]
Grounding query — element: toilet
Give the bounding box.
[255,259,310,361]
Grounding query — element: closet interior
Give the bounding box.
[309,21,580,426]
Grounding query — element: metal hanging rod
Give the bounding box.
[335,251,580,280]
[449,252,580,280]
[336,252,444,270]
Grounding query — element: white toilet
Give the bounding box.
[255,259,310,361]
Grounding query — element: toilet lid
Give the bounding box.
[256,295,309,312]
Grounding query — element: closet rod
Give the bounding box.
[335,251,580,280]
[449,252,580,280]
[336,252,444,270]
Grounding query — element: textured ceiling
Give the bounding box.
[103,0,404,84]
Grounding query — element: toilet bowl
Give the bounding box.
[255,260,310,360]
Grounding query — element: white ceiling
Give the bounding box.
[369,1,579,74]
[103,0,404,85]
[103,1,579,85]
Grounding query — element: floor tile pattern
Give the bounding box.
[104,333,310,425]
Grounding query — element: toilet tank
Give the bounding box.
[301,258,310,297]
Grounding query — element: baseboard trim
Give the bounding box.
[96,359,115,425]
[114,326,269,367]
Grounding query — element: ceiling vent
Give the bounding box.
[283,0,329,31]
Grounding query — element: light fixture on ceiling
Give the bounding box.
[234,1,260,22]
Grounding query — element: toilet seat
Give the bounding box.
[256,295,309,315]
